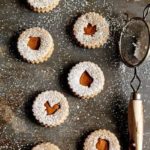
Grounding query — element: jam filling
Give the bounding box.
[28,37,41,50]
[44,101,60,115]
[84,23,97,36]
[80,71,93,87]
[96,139,109,150]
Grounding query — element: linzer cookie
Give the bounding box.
[32,91,69,127]
[73,12,109,49]
[84,130,120,150]
[17,27,54,64]
[68,61,105,99]
[32,142,60,150]
[27,0,60,13]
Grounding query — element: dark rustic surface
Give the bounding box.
[0,0,150,150]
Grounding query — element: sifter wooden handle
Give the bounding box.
[128,99,143,150]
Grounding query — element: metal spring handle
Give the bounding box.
[143,4,150,20]
[130,67,141,93]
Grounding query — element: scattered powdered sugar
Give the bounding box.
[0,99,30,133]
[27,0,60,13]
[0,0,150,149]
[27,0,59,8]
[18,27,54,63]
[73,12,109,48]
[84,129,120,150]
[32,142,60,150]
[32,91,69,127]
[68,61,105,99]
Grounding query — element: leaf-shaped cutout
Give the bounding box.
[80,71,93,87]
[84,23,97,36]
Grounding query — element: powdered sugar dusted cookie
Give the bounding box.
[32,142,60,150]
[73,12,109,49]
[68,61,105,99]
[27,0,60,13]
[17,27,54,64]
[32,91,69,127]
[84,130,120,150]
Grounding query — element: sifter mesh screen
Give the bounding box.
[120,18,149,67]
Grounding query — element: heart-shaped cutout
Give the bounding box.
[80,71,93,87]
[44,101,60,115]
[96,139,109,150]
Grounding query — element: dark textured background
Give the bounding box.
[0,0,150,149]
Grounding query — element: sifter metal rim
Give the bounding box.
[119,17,150,68]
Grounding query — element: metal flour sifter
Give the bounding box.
[119,4,150,150]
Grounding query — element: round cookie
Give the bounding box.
[68,61,105,99]
[73,12,109,49]
[32,91,69,127]
[84,130,120,150]
[27,0,60,13]
[32,142,60,150]
[17,27,54,64]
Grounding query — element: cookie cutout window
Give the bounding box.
[84,130,120,150]
[17,27,54,64]
[32,91,69,127]
[80,71,93,87]
[96,139,109,150]
[73,12,109,49]
[68,61,105,99]
[28,37,41,50]
[44,101,60,115]
[84,23,97,36]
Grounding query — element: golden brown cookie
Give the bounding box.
[27,0,60,13]
[17,27,54,64]
[68,61,105,99]
[32,142,60,150]
[32,91,69,127]
[73,12,109,49]
[84,130,120,150]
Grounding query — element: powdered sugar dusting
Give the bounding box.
[84,130,120,150]
[32,142,60,150]
[32,91,69,127]
[74,12,109,48]
[0,0,150,149]
[68,61,105,99]
[28,0,60,9]
[18,27,54,63]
